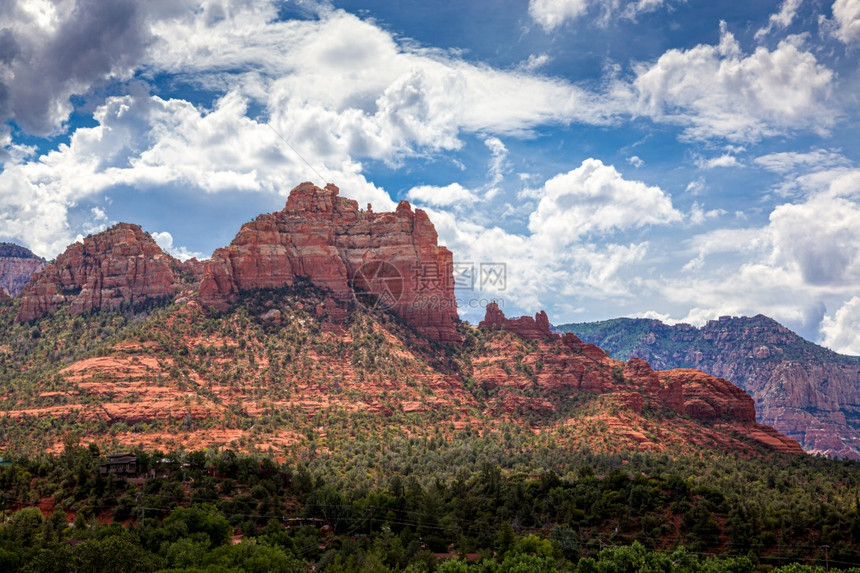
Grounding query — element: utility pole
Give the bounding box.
[823,545,830,571]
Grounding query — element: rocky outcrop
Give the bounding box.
[199,182,460,344]
[559,315,860,459]
[0,243,46,297]
[17,224,180,322]
[479,302,553,341]
[562,332,609,361]
[623,358,684,414]
[659,368,756,423]
[476,305,802,454]
[12,183,459,343]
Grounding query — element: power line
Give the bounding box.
[266,123,329,186]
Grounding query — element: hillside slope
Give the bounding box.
[558,316,860,459]
[0,183,802,461]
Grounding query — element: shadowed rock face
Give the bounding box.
[0,243,46,297]
[16,224,180,322]
[198,182,461,344]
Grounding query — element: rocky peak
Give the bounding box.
[0,243,46,297]
[198,182,461,344]
[16,224,180,322]
[478,302,554,341]
[285,182,346,215]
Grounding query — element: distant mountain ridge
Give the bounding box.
[0,242,45,297]
[557,315,860,459]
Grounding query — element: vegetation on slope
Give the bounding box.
[1,443,860,572]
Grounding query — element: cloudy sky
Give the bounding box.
[1,0,859,353]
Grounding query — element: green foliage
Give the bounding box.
[0,447,859,572]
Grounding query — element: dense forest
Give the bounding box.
[1,441,860,572]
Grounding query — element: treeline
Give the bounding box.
[2,442,860,571]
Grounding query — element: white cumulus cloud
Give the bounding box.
[821,296,860,355]
[831,0,860,43]
[697,154,741,169]
[527,158,682,245]
[634,22,835,142]
[529,0,589,30]
[661,168,860,336]
[152,231,204,261]
[406,183,478,207]
[417,158,682,319]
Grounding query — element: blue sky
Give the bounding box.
[1,0,860,352]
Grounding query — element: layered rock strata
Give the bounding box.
[199,182,460,343]
[17,224,180,322]
[478,305,803,454]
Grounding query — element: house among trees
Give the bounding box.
[98,453,138,476]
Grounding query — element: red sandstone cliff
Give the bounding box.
[16,224,181,322]
[199,182,460,344]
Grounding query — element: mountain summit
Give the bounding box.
[16,183,460,344]
[198,182,460,344]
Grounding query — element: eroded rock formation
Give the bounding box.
[17,224,180,322]
[199,182,460,343]
[476,305,803,454]
[479,301,553,341]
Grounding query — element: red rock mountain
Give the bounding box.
[475,304,801,454]
[3,182,802,457]
[559,315,860,459]
[16,224,183,322]
[0,295,802,456]
[0,243,46,297]
[199,182,460,344]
